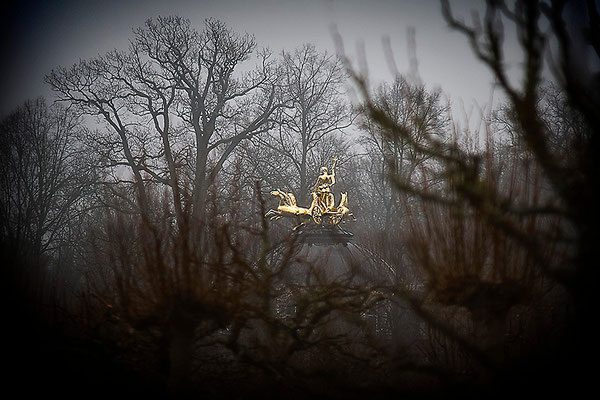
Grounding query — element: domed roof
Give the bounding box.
[269,225,396,287]
[265,225,403,357]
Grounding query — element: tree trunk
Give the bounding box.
[166,307,196,393]
[299,143,308,205]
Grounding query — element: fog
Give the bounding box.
[1,0,513,116]
[1,1,597,398]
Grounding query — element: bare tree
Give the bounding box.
[0,97,96,337]
[438,0,599,340]
[339,0,599,393]
[358,76,449,232]
[46,17,281,229]
[43,17,288,393]
[0,97,92,265]
[247,44,354,204]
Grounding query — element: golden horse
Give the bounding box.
[266,189,352,226]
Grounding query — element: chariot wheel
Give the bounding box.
[330,213,342,225]
[311,205,323,224]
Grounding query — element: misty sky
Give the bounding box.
[0,0,525,118]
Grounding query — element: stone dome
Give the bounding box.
[266,225,403,347]
[278,225,397,286]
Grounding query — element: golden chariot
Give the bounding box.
[265,157,354,229]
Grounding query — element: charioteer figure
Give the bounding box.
[314,157,337,212]
[265,157,352,228]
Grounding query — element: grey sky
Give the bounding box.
[1,0,518,117]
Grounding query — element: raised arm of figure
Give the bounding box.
[330,157,338,184]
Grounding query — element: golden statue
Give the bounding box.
[265,157,353,229]
[314,157,337,212]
